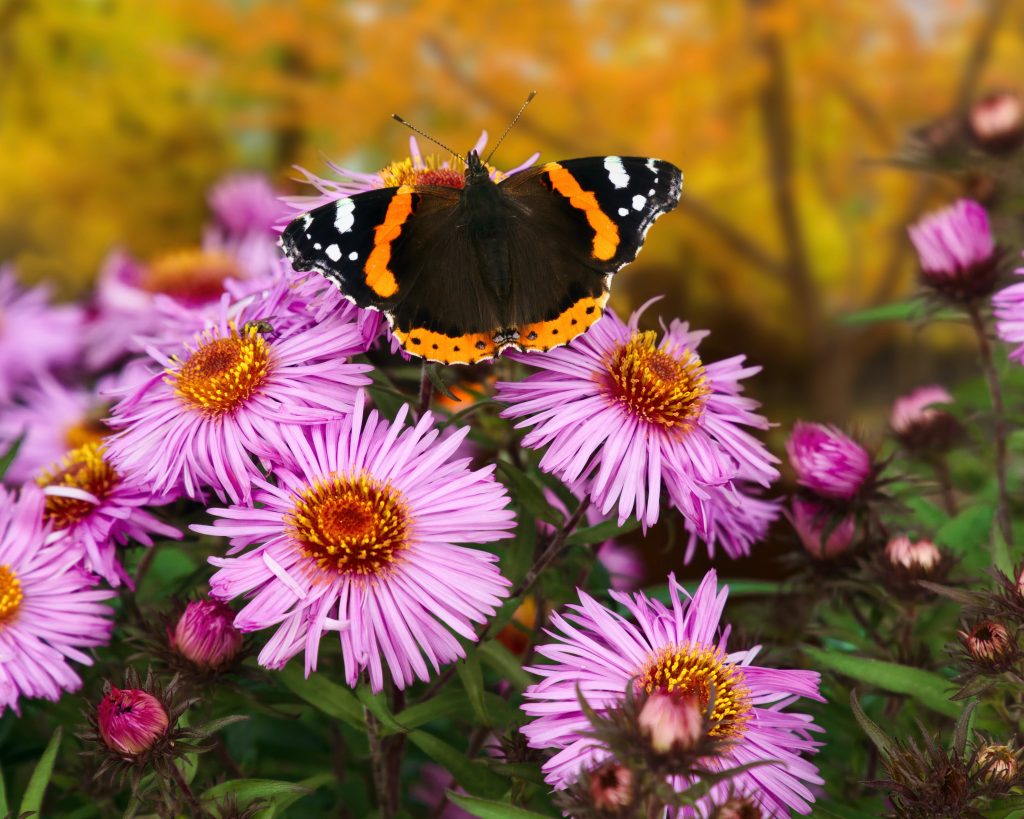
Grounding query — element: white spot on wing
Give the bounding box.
[348,251,358,261]
[618,207,629,217]
[313,242,322,250]
[604,156,629,189]
[632,194,647,211]
[302,214,313,228]
[334,198,356,234]
[325,244,341,262]
[646,158,659,173]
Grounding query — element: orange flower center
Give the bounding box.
[377,154,504,190]
[0,566,23,625]
[65,416,109,450]
[287,473,410,578]
[141,249,240,302]
[170,324,271,416]
[603,331,710,429]
[37,442,119,530]
[637,643,752,740]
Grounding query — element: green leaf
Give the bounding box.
[392,688,465,732]
[0,434,24,482]
[502,516,538,585]
[446,792,555,818]
[455,652,490,727]
[806,648,958,717]
[19,726,62,815]
[841,300,925,325]
[935,504,994,554]
[478,640,534,691]
[278,664,364,729]
[199,778,316,812]
[849,691,895,756]
[357,684,405,734]
[0,764,8,818]
[496,462,562,526]
[564,516,641,546]
[992,526,1013,578]
[903,496,950,530]
[408,731,507,799]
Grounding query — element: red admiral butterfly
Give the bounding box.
[281,108,682,365]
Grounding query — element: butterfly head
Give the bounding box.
[464,150,492,186]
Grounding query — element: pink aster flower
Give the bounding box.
[496,304,779,547]
[208,173,290,238]
[0,485,115,715]
[0,264,83,403]
[98,686,169,755]
[969,90,1024,153]
[908,199,999,300]
[169,599,244,670]
[197,393,514,691]
[786,422,871,501]
[35,442,180,587]
[684,482,781,562]
[993,263,1024,364]
[105,287,372,505]
[891,385,954,435]
[521,571,824,816]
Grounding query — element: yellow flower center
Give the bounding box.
[141,249,240,302]
[287,473,410,578]
[0,566,23,625]
[603,331,710,429]
[65,416,109,451]
[170,323,271,416]
[637,643,752,740]
[378,154,504,190]
[37,442,119,530]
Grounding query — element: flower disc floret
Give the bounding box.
[37,442,120,531]
[0,566,23,623]
[172,324,271,416]
[288,473,409,578]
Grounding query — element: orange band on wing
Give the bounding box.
[392,325,498,365]
[543,163,619,261]
[365,186,416,298]
[516,291,610,353]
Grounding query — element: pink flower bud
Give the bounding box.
[98,687,169,755]
[885,536,941,572]
[588,762,634,810]
[786,422,871,501]
[169,599,243,669]
[790,498,855,558]
[978,744,1019,782]
[961,621,1013,664]
[908,199,999,300]
[969,91,1024,154]
[638,690,704,753]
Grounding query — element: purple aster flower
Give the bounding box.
[786,422,871,501]
[0,264,83,403]
[208,173,290,238]
[410,764,473,819]
[496,303,779,549]
[0,484,115,715]
[521,571,825,816]
[105,287,372,505]
[0,375,109,485]
[35,442,180,587]
[908,199,999,300]
[789,497,856,559]
[683,482,781,562]
[993,262,1024,364]
[196,393,515,690]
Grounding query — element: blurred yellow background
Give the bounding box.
[2,0,1022,425]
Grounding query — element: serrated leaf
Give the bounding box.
[496,462,562,526]
[807,648,957,717]
[478,640,534,690]
[564,516,641,546]
[408,731,507,799]
[849,691,895,756]
[447,792,554,818]
[456,652,490,727]
[278,664,363,728]
[19,725,61,815]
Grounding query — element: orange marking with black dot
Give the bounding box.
[365,186,416,298]
[543,163,620,261]
[391,325,498,365]
[516,292,610,353]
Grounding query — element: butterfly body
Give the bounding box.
[281,151,682,365]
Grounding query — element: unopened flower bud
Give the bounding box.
[98,687,169,755]
[886,536,941,572]
[638,690,704,753]
[890,386,961,453]
[978,744,1019,783]
[710,797,764,819]
[790,498,855,558]
[969,91,1024,154]
[961,621,1014,665]
[786,423,871,501]
[587,762,633,810]
[169,599,243,669]
[908,199,999,301]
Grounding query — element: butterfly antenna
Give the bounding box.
[391,114,465,163]
[485,91,537,164]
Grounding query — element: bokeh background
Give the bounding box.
[2,0,1022,576]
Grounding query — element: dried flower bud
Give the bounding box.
[908,199,999,301]
[977,744,1019,783]
[710,797,764,819]
[786,422,871,501]
[790,498,855,558]
[886,537,941,572]
[969,91,1024,154]
[587,762,634,811]
[169,599,243,670]
[97,687,169,756]
[960,621,1013,665]
[637,690,704,754]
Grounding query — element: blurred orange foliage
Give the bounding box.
[2,0,1022,418]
